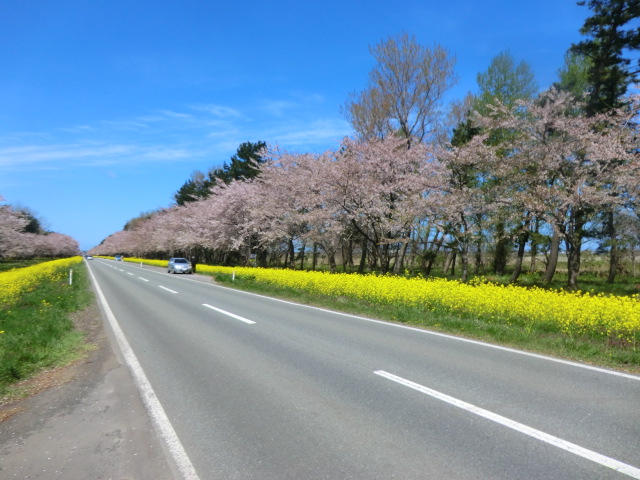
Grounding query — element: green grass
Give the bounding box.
[210,272,640,374]
[0,262,94,398]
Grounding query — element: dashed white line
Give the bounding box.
[159,286,178,294]
[127,272,134,276]
[202,303,256,325]
[139,277,149,282]
[374,370,640,479]
[86,264,200,479]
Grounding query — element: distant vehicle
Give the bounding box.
[85,255,93,260]
[114,255,123,261]
[167,257,193,274]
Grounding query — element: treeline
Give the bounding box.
[90,1,640,290]
[0,201,79,259]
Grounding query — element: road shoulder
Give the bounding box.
[0,297,175,479]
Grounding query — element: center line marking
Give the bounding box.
[374,370,640,479]
[202,304,256,325]
[159,286,178,294]
[139,277,149,282]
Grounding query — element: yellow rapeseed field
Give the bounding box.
[127,258,640,346]
[0,257,83,309]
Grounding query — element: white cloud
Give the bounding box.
[264,118,351,149]
[190,104,244,119]
[157,109,195,121]
[0,144,135,167]
[259,99,299,117]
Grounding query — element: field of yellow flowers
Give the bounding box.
[123,258,640,347]
[0,256,83,309]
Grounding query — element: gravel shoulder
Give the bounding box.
[0,296,177,479]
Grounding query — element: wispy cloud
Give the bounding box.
[0,142,209,171]
[157,109,195,121]
[0,144,135,167]
[259,99,299,117]
[264,118,351,148]
[190,104,244,119]
[0,96,351,175]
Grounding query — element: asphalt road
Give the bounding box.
[87,258,640,480]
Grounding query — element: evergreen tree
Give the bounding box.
[571,0,640,116]
[173,141,266,205]
[571,0,640,283]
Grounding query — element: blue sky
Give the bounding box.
[1,0,591,251]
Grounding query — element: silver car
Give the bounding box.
[167,257,193,274]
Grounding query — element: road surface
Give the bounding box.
[86,258,640,479]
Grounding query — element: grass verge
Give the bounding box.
[0,262,94,400]
[211,272,640,375]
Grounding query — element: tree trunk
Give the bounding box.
[529,217,539,273]
[459,245,469,282]
[566,238,582,290]
[565,212,586,290]
[312,243,318,271]
[357,235,367,274]
[544,226,560,284]
[510,215,531,284]
[443,250,453,275]
[327,250,337,273]
[474,237,483,274]
[510,232,529,283]
[299,242,306,270]
[450,249,457,277]
[493,222,509,275]
[394,239,410,274]
[425,234,444,276]
[257,248,268,268]
[474,213,484,274]
[380,243,391,274]
[607,210,617,284]
[342,239,354,273]
[288,238,295,268]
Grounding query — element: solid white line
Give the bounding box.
[86,265,200,480]
[374,370,640,479]
[202,303,256,325]
[159,286,178,294]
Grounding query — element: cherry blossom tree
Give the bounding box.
[325,137,443,273]
[0,205,30,257]
[435,133,497,282]
[477,88,640,289]
[256,146,349,271]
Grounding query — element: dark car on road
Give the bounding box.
[167,257,193,274]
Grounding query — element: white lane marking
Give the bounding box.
[86,265,200,479]
[139,277,149,282]
[127,272,134,276]
[212,285,640,382]
[202,303,256,325]
[159,286,178,294]
[98,261,640,382]
[374,370,640,479]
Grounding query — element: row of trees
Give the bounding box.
[0,200,79,259]
[90,1,640,290]
[90,88,640,288]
